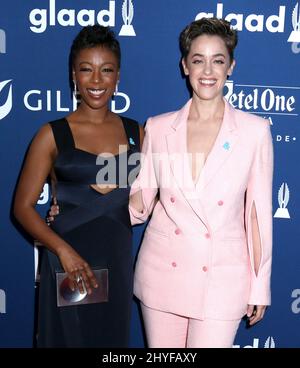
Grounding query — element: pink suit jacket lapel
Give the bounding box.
[166,99,239,228]
[166,99,208,228]
[196,99,239,192]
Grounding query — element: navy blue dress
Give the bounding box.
[37,117,140,348]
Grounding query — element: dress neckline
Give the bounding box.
[63,117,131,158]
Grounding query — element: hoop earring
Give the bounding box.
[73,81,80,102]
[114,81,119,96]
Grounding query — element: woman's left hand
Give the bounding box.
[247,304,267,326]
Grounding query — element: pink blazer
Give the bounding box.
[130,99,273,320]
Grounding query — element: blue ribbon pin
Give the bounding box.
[223,142,230,150]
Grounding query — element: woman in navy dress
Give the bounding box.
[14,25,143,347]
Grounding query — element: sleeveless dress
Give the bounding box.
[37,117,140,348]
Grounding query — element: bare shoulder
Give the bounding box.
[30,122,57,157]
[35,123,54,139]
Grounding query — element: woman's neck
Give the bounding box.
[189,96,225,123]
[73,104,113,125]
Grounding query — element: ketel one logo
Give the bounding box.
[224,80,296,117]
[274,182,290,219]
[288,3,300,42]
[0,79,13,120]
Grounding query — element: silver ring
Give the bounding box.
[76,275,82,283]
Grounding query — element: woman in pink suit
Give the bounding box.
[129,18,273,348]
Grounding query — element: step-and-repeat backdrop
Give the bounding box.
[0,0,299,348]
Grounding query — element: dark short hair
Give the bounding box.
[70,25,121,67]
[179,17,238,62]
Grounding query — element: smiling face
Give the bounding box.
[73,45,119,110]
[182,34,235,103]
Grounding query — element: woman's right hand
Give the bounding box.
[57,245,98,295]
[129,190,145,213]
[46,204,60,225]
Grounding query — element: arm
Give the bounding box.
[247,204,266,325]
[251,205,261,276]
[129,118,158,224]
[139,124,145,147]
[245,124,274,324]
[14,125,97,293]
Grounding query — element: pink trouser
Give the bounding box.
[141,304,241,348]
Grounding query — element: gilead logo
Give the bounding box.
[196,3,285,33]
[29,0,115,33]
[0,79,13,120]
[24,89,130,114]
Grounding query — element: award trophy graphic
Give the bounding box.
[274,182,290,219]
[288,3,300,42]
[119,0,136,36]
[264,337,275,349]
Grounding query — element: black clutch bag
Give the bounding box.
[56,268,108,307]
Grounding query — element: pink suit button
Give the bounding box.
[205,233,210,239]
[170,197,175,203]
[202,266,208,272]
[172,262,177,267]
[218,200,224,206]
[175,229,181,235]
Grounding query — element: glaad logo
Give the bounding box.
[288,3,300,42]
[291,289,300,313]
[274,182,290,219]
[224,80,298,118]
[195,3,285,33]
[0,79,13,120]
[29,0,136,36]
[29,0,116,33]
[0,28,6,53]
[0,289,6,314]
[119,0,135,36]
[233,336,276,348]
